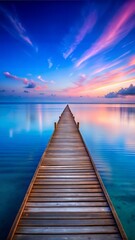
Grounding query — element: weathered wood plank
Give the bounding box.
[26,202,108,207]
[19,218,115,226]
[16,226,118,234]
[38,169,94,172]
[13,234,122,240]
[28,197,106,202]
[32,188,103,192]
[36,175,97,178]
[34,181,98,185]
[30,192,104,197]
[24,206,111,213]
[21,212,113,219]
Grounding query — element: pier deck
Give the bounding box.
[8,105,127,240]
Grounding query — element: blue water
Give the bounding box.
[0,103,135,239]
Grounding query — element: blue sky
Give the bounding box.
[0,0,135,102]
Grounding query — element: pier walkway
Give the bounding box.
[8,105,127,240]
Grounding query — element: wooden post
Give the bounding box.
[54,122,57,130]
[77,122,79,129]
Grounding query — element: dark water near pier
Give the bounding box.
[0,103,135,239]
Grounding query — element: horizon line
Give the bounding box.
[0,102,135,104]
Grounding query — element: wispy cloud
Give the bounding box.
[3,71,50,92]
[37,75,47,83]
[129,55,135,66]
[76,1,135,67]
[94,51,130,74]
[74,74,87,87]
[4,72,29,84]
[105,84,135,98]
[0,6,36,50]
[48,58,53,69]
[3,72,36,88]
[37,75,55,85]
[94,60,122,74]
[62,61,135,97]
[63,11,97,59]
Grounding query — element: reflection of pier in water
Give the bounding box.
[107,105,135,122]
[119,106,135,122]
[8,104,58,136]
[8,105,127,240]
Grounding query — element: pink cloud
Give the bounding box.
[3,72,37,88]
[22,78,29,85]
[62,64,135,97]
[0,6,35,49]
[74,74,87,87]
[60,74,87,97]
[94,60,122,74]
[63,11,97,59]
[76,1,135,67]
[35,85,47,91]
[4,72,28,84]
[8,15,33,46]
[21,36,33,47]
[94,50,130,73]
[126,67,135,75]
[129,56,135,66]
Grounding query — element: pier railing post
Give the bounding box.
[77,122,79,129]
[54,122,57,131]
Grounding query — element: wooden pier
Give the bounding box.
[8,105,127,240]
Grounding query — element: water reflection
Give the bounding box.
[119,106,135,122]
[0,104,66,135]
[37,104,43,132]
[70,104,135,146]
[0,103,135,240]
[9,129,13,138]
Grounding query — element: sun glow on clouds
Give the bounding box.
[0,1,135,102]
[61,55,135,98]
[3,72,49,95]
[76,1,135,67]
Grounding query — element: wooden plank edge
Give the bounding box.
[67,105,127,240]
[7,105,67,239]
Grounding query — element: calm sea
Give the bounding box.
[0,103,135,239]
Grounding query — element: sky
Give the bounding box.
[0,0,135,103]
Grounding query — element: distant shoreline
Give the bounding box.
[0,102,135,105]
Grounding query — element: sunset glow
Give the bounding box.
[0,0,135,102]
